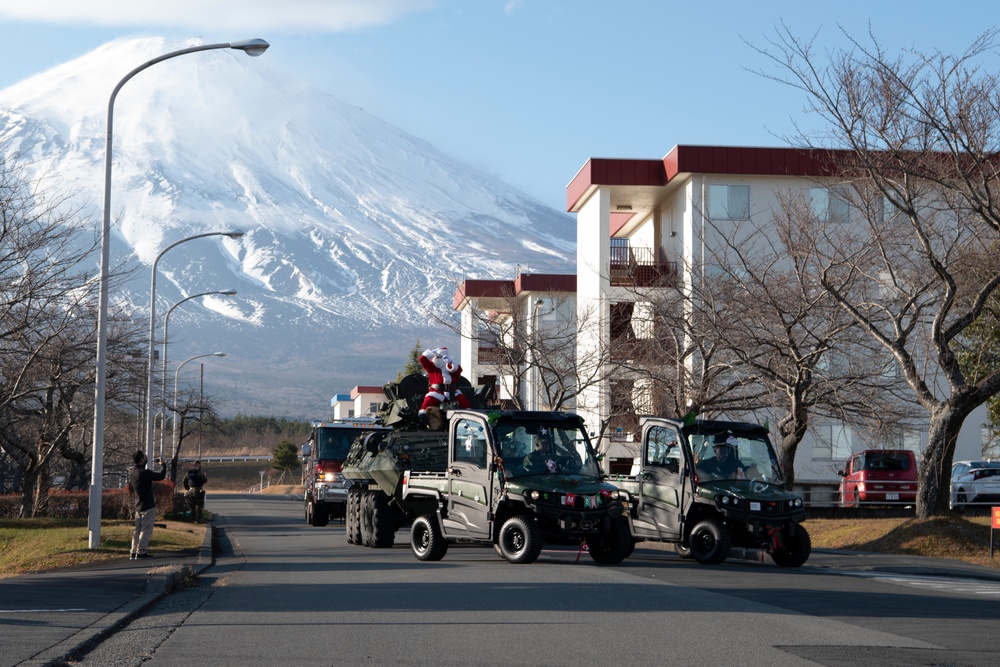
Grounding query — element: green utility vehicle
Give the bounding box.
[612,417,810,567]
[342,376,630,565]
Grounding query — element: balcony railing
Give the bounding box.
[609,246,677,287]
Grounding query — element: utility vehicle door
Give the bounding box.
[630,418,689,540]
[442,415,495,539]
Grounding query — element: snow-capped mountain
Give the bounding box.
[0,37,575,417]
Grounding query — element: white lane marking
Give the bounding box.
[0,608,88,613]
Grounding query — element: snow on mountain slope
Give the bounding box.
[0,37,575,417]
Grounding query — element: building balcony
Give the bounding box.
[609,246,676,287]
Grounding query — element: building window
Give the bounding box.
[810,186,851,223]
[708,184,750,220]
[813,423,851,461]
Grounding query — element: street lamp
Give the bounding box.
[172,352,227,459]
[144,234,243,463]
[88,38,269,549]
[157,288,237,459]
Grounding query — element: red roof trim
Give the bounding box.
[454,274,576,310]
[351,385,383,398]
[568,145,850,211]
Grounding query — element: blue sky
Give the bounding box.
[0,0,993,212]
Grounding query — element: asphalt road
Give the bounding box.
[75,493,1000,667]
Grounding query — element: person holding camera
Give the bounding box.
[127,450,166,559]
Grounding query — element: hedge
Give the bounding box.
[0,481,176,520]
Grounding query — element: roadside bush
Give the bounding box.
[0,482,175,519]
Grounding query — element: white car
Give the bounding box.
[950,460,1000,508]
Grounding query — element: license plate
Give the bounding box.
[750,501,761,511]
[886,493,899,500]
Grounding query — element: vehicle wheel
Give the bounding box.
[370,491,396,548]
[625,537,638,558]
[853,489,861,507]
[497,515,542,564]
[674,543,693,559]
[688,518,731,565]
[305,501,314,526]
[360,491,374,546]
[351,489,364,544]
[345,490,357,544]
[770,524,812,568]
[588,517,632,565]
[313,503,329,527]
[956,490,967,509]
[494,543,505,559]
[411,514,448,561]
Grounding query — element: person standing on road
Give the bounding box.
[127,450,166,559]
[183,460,208,522]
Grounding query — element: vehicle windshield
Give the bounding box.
[688,427,783,484]
[315,427,371,460]
[493,419,602,479]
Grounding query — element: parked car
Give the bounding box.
[838,449,918,507]
[950,460,1000,509]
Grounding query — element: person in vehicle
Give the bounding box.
[523,433,556,472]
[697,434,748,480]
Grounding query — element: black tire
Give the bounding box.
[305,501,314,526]
[771,524,812,568]
[674,543,693,559]
[587,517,631,565]
[956,490,968,509]
[688,518,731,565]
[345,490,357,544]
[350,489,364,544]
[370,491,396,548]
[313,502,329,527]
[411,514,448,561]
[497,515,542,564]
[360,491,374,546]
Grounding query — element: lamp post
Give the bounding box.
[172,352,227,459]
[144,237,242,463]
[157,288,237,459]
[87,38,269,549]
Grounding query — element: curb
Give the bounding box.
[24,521,216,667]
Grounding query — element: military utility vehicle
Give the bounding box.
[341,375,631,565]
[613,417,810,567]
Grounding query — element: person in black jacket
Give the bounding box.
[127,450,166,559]
[183,460,208,522]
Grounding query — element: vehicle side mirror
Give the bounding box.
[836,469,845,477]
[301,443,311,458]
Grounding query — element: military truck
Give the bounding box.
[302,419,386,526]
[612,417,811,567]
[342,376,631,565]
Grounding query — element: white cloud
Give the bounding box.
[0,0,435,32]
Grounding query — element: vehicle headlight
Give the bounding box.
[529,490,540,501]
[793,498,803,508]
[323,472,335,482]
[721,495,730,505]
[608,490,620,500]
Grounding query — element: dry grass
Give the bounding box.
[259,484,299,495]
[804,514,1000,569]
[0,518,206,579]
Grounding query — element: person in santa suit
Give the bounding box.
[419,347,470,424]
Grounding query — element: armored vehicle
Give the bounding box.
[613,417,811,567]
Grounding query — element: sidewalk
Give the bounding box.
[0,522,214,667]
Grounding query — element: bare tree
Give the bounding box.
[752,25,1000,516]
[167,388,221,485]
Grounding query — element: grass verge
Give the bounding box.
[803,514,999,569]
[0,518,206,579]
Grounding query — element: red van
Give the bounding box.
[838,449,918,507]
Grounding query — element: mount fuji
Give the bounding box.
[0,37,576,418]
